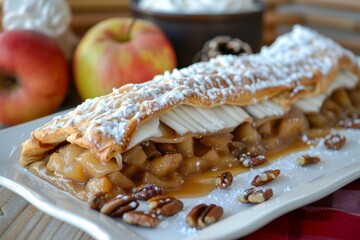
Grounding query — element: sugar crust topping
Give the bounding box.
[32,25,356,160]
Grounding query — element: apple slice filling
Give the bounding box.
[28,77,360,202]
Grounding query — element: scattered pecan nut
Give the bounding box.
[88,192,109,210]
[324,134,346,150]
[99,194,139,216]
[123,211,160,228]
[297,154,321,166]
[186,204,223,229]
[215,171,233,189]
[339,118,360,129]
[237,187,273,203]
[251,169,281,187]
[147,196,184,216]
[237,152,267,168]
[132,183,163,201]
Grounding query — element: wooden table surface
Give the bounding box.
[0,186,92,240]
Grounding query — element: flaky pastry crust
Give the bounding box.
[20,26,359,167]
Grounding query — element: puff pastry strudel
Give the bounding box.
[20,26,360,201]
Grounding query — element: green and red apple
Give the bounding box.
[74,17,176,100]
[0,30,69,125]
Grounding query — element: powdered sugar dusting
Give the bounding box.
[35,26,356,160]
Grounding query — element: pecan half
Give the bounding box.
[100,194,139,216]
[147,196,184,216]
[186,204,223,229]
[251,169,281,187]
[123,211,159,228]
[88,192,109,210]
[339,118,360,129]
[324,134,346,150]
[297,154,321,166]
[237,152,267,168]
[215,171,233,189]
[132,183,163,201]
[237,187,273,203]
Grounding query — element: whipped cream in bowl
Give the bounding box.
[131,0,264,67]
[137,0,259,14]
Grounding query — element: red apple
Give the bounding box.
[0,30,69,125]
[74,17,176,100]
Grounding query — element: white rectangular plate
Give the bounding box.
[1,113,360,240]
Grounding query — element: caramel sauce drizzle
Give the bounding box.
[170,139,314,198]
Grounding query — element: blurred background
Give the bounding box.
[1,0,357,54]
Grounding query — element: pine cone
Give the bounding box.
[193,36,252,62]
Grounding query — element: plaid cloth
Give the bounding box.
[244,178,360,239]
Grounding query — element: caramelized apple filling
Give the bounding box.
[26,84,360,201]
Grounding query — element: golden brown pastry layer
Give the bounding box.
[20,26,359,169]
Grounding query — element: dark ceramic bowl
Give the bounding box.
[131,0,264,68]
